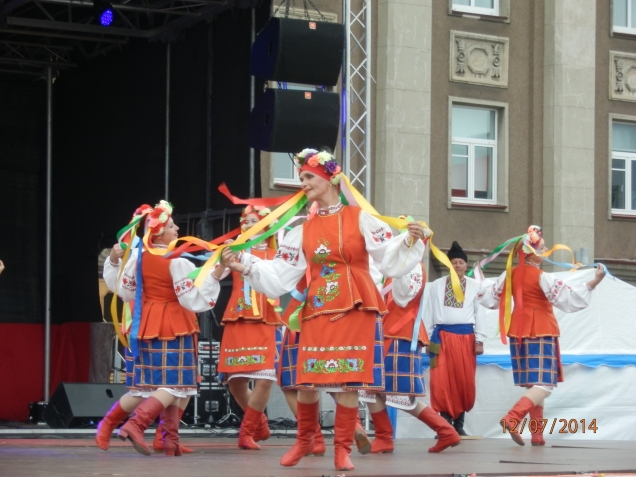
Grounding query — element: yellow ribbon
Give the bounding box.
[340,175,465,303]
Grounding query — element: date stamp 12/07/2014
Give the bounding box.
[501,418,598,434]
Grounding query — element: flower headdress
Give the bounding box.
[520,225,543,255]
[294,148,342,185]
[145,200,174,236]
[240,204,272,230]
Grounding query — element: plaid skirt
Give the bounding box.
[279,314,385,392]
[383,338,426,396]
[124,347,138,391]
[133,335,198,392]
[510,336,563,386]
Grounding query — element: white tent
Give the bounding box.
[396,268,636,441]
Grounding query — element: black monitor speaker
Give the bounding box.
[43,383,128,428]
[250,17,344,86]
[248,88,340,153]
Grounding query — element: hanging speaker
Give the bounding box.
[250,17,344,86]
[248,88,340,153]
[43,383,127,428]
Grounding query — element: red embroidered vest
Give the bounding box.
[137,252,199,340]
[301,206,387,321]
[508,264,560,338]
[223,247,282,325]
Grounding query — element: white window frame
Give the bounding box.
[272,152,301,188]
[613,0,636,35]
[452,0,499,16]
[451,106,498,205]
[611,152,636,214]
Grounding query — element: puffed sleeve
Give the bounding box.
[539,271,591,312]
[242,225,307,299]
[103,248,139,302]
[471,280,488,342]
[391,262,424,308]
[477,272,506,310]
[359,211,424,278]
[169,258,225,312]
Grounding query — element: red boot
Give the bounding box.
[334,404,358,471]
[238,406,263,450]
[311,423,326,456]
[161,405,181,456]
[118,396,164,456]
[418,406,461,453]
[280,401,319,467]
[530,405,546,446]
[95,402,130,451]
[355,412,371,455]
[370,408,394,453]
[153,408,194,454]
[501,396,535,446]
[253,413,270,442]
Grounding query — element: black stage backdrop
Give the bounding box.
[0,2,271,325]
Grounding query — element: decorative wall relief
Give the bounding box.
[450,31,508,88]
[610,51,636,103]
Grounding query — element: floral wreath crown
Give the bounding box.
[293,148,342,185]
[144,200,173,236]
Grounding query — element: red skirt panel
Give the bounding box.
[429,331,476,419]
[218,321,277,374]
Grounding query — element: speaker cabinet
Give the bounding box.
[250,17,344,86]
[43,383,127,428]
[248,88,340,152]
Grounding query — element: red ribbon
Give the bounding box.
[218,183,297,207]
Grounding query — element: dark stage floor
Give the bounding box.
[0,431,635,477]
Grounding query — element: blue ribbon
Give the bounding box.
[290,287,307,303]
[243,248,252,306]
[541,258,614,280]
[410,287,428,352]
[129,235,144,358]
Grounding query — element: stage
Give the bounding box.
[0,429,634,477]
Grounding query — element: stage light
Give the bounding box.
[94,1,114,27]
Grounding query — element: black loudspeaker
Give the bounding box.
[250,17,344,86]
[43,383,127,428]
[248,88,340,152]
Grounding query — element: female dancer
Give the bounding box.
[99,201,225,456]
[478,225,605,446]
[362,259,462,455]
[221,148,426,471]
[217,205,284,450]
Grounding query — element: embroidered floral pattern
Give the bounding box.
[230,296,252,313]
[174,277,194,297]
[317,202,344,216]
[408,272,422,290]
[444,276,466,308]
[121,274,136,292]
[311,239,332,264]
[546,279,569,304]
[303,358,364,374]
[275,243,300,265]
[370,227,393,244]
[225,355,266,366]
[302,345,367,352]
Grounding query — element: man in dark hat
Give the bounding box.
[424,241,486,438]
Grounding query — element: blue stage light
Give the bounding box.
[100,8,114,26]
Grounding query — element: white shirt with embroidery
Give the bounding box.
[240,210,425,300]
[477,268,592,314]
[424,275,487,342]
[103,248,222,312]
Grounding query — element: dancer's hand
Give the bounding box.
[407,222,429,241]
[474,342,484,356]
[0,260,4,275]
[587,264,606,290]
[221,247,245,273]
[109,244,125,264]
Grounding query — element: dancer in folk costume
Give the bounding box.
[99,201,225,456]
[217,205,285,450]
[478,225,605,446]
[362,250,462,454]
[221,148,426,471]
[423,241,486,437]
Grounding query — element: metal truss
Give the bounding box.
[342,0,371,200]
[0,0,257,78]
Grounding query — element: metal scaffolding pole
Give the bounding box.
[342,0,372,201]
[165,43,171,200]
[44,65,52,401]
[249,6,256,198]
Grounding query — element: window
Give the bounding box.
[451,105,498,204]
[613,0,636,34]
[611,122,636,214]
[452,0,499,16]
